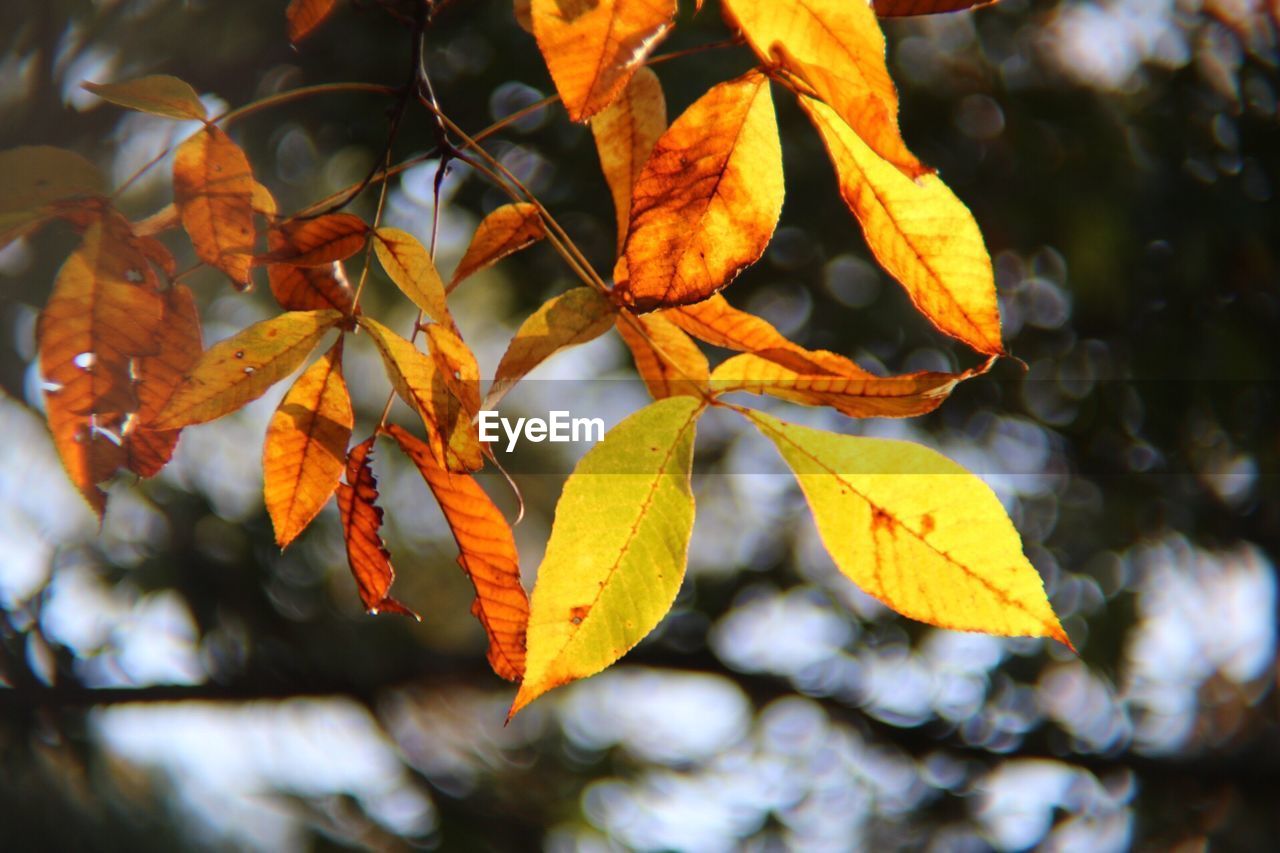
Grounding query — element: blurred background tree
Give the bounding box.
[1,0,1277,849]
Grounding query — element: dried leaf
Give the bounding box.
[531,0,677,122]
[374,228,452,327]
[874,0,996,16]
[449,203,546,288]
[173,126,256,287]
[590,67,667,253]
[802,97,1003,354]
[264,340,353,549]
[287,0,338,42]
[336,437,419,618]
[0,146,105,248]
[125,284,203,477]
[486,287,615,408]
[510,396,701,716]
[749,410,1070,646]
[260,213,368,266]
[616,313,709,400]
[722,0,926,178]
[617,70,783,311]
[151,309,342,429]
[387,424,530,681]
[82,75,207,121]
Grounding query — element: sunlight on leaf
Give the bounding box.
[173,127,257,288]
[616,313,709,400]
[450,203,546,288]
[83,75,208,121]
[261,213,368,267]
[590,66,667,253]
[374,227,452,327]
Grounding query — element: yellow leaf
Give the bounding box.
[82,75,207,121]
[711,353,996,418]
[801,97,1003,355]
[388,424,530,681]
[450,203,546,288]
[616,313,709,400]
[486,287,615,408]
[749,410,1070,646]
[0,146,105,248]
[722,0,925,178]
[530,0,677,122]
[287,0,338,42]
[264,339,353,549]
[151,309,341,429]
[874,0,996,16]
[590,66,666,253]
[510,396,702,716]
[425,323,485,474]
[374,227,452,327]
[617,70,783,311]
[173,127,257,288]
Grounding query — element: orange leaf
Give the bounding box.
[486,287,615,408]
[336,437,419,618]
[590,66,666,254]
[151,309,342,429]
[801,96,1003,354]
[268,259,357,314]
[387,424,529,681]
[425,323,485,475]
[173,126,256,287]
[82,75,207,121]
[617,70,783,311]
[722,0,926,178]
[374,228,452,327]
[260,213,368,267]
[264,339,354,549]
[711,353,996,418]
[125,284,203,477]
[616,313,709,400]
[514,0,533,31]
[287,0,338,42]
[531,0,677,122]
[874,0,995,15]
[449,203,546,288]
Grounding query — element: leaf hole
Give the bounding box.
[125,268,144,283]
[73,352,96,370]
[234,351,245,359]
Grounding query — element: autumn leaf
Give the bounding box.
[0,146,106,248]
[616,313,709,400]
[425,323,485,474]
[387,424,530,681]
[486,287,615,409]
[125,284,203,478]
[359,316,482,472]
[711,353,996,418]
[268,258,357,315]
[336,437,419,619]
[590,67,666,253]
[514,0,533,32]
[263,339,353,549]
[374,228,452,327]
[173,126,257,287]
[874,0,995,16]
[530,0,677,122]
[151,309,342,429]
[82,75,207,121]
[261,214,368,267]
[510,396,702,716]
[749,410,1070,646]
[617,70,784,312]
[721,0,926,178]
[287,0,338,42]
[449,203,546,288]
[801,97,1003,355]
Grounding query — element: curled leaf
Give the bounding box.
[510,396,702,716]
[125,284,203,477]
[450,203,546,288]
[617,70,783,311]
[590,67,667,253]
[173,127,256,287]
[264,340,353,549]
[387,424,530,681]
[82,75,207,121]
[616,313,709,400]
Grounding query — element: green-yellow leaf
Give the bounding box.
[0,146,105,247]
[374,228,452,327]
[749,410,1070,646]
[152,310,342,429]
[83,75,208,121]
[510,396,703,716]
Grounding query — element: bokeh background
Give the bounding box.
[2,0,1278,849]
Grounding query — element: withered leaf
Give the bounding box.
[336,437,419,618]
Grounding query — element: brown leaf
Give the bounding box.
[151,310,342,429]
[387,424,529,681]
[616,313,709,400]
[125,284,203,477]
[531,0,677,122]
[449,203,546,288]
[287,0,338,42]
[260,214,368,267]
[590,67,667,254]
[173,126,256,287]
[336,437,419,618]
[617,70,783,311]
[874,0,996,15]
[82,75,207,121]
[264,340,354,549]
